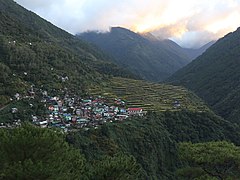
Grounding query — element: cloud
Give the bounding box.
[14,0,240,47]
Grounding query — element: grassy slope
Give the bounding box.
[88,77,209,112]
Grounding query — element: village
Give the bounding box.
[5,86,147,132]
[1,72,187,132]
[33,93,146,132]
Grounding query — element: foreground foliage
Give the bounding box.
[68,111,240,179]
[0,124,141,179]
[178,141,240,180]
[0,123,85,179]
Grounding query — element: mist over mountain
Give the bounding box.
[181,41,216,60]
[1,1,240,179]
[78,27,214,82]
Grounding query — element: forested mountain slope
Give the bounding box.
[167,27,240,122]
[79,27,191,82]
[0,0,135,106]
[1,1,240,180]
[79,28,214,82]
[68,110,240,179]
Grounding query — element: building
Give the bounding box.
[127,108,143,116]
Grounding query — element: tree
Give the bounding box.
[178,141,240,180]
[0,123,86,179]
[89,154,142,180]
[0,123,142,179]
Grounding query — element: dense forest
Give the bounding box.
[1,111,240,179]
[1,0,240,179]
[68,111,240,179]
[167,27,240,123]
[0,123,142,179]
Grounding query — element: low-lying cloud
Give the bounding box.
[15,0,240,48]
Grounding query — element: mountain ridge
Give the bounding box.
[167,27,240,122]
[79,27,214,81]
[0,0,138,108]
[1,1,240,179]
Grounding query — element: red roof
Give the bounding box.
[127,108,142,111]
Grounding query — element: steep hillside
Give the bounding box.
[167,27,240,122]
[142,33,215,61]
[68,110,240,179]
[0,0,135,107]
[79,27,192,82]
[163,40,215,60]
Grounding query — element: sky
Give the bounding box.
[14,0,240,48]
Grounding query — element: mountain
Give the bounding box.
[158,39,215,61]
[0,0,136,107]
[78,27,192,82]
[167,27,240,122]
[79,28,214,82]
[2,1,240,179]
[182,41,216,60]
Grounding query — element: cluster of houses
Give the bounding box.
[7,85,183,132]
[30,92,145,132]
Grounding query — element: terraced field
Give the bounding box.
[88,77,209,112]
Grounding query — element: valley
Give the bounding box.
[1,0,240,179]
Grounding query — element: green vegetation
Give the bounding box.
[0,0,135,107]
[167,27,240,123]
[0,123,142,179]
[178,141,240,179]
[68,111,240,179]
[161,111,240,145]
[0,123,85,179]
[89,77,208,112]
[1,1,240,180]
[79,27,192,82]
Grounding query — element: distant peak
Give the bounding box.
[110,26,134,33]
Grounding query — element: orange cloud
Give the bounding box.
[15,0,240,47]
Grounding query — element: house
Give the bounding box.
[77,118,90,124]
[38,120,48,128]
[76,109,82,116]
[14,93,20,100]
[173,100,181,108]
[53,105,59,112]
[116,114,128,120]
[62,107,68,112]
[48,106,54,111]
[63,113,72,121]
[57,100,63,107]
[127,108,143,115]
[28,90,35,98]
[32,115,38,122]
[120,108,127,114]
[11,108,18,114]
